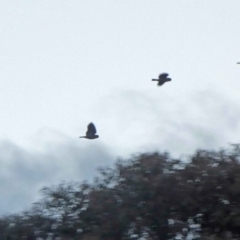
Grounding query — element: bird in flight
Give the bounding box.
[152,73,171,86]
[79,123,99,139]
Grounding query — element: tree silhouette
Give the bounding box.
[1,145,240,239]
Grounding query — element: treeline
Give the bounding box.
[1,145,240,240]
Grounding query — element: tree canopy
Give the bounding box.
[1,145,240,240]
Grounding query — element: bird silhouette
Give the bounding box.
[152,73,171,86]
[79,123,99,139]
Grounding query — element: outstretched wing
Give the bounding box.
[86,122,97,136]
[159,73,169,79]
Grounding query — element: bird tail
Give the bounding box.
[79,136,85,138]
[152,79,159,81]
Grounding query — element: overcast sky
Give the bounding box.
[0,0,240,214]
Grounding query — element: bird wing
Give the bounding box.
[86,123,97,136]
[159,73,169,79]
[158,73,169,79]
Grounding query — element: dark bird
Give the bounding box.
[152,73,171,86]
[79,123,99,139]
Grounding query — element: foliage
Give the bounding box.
[1,145,240,239]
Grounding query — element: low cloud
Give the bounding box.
[0,134,114,215]
[93,89,240,157]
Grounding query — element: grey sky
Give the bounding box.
[0,1,240,214]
